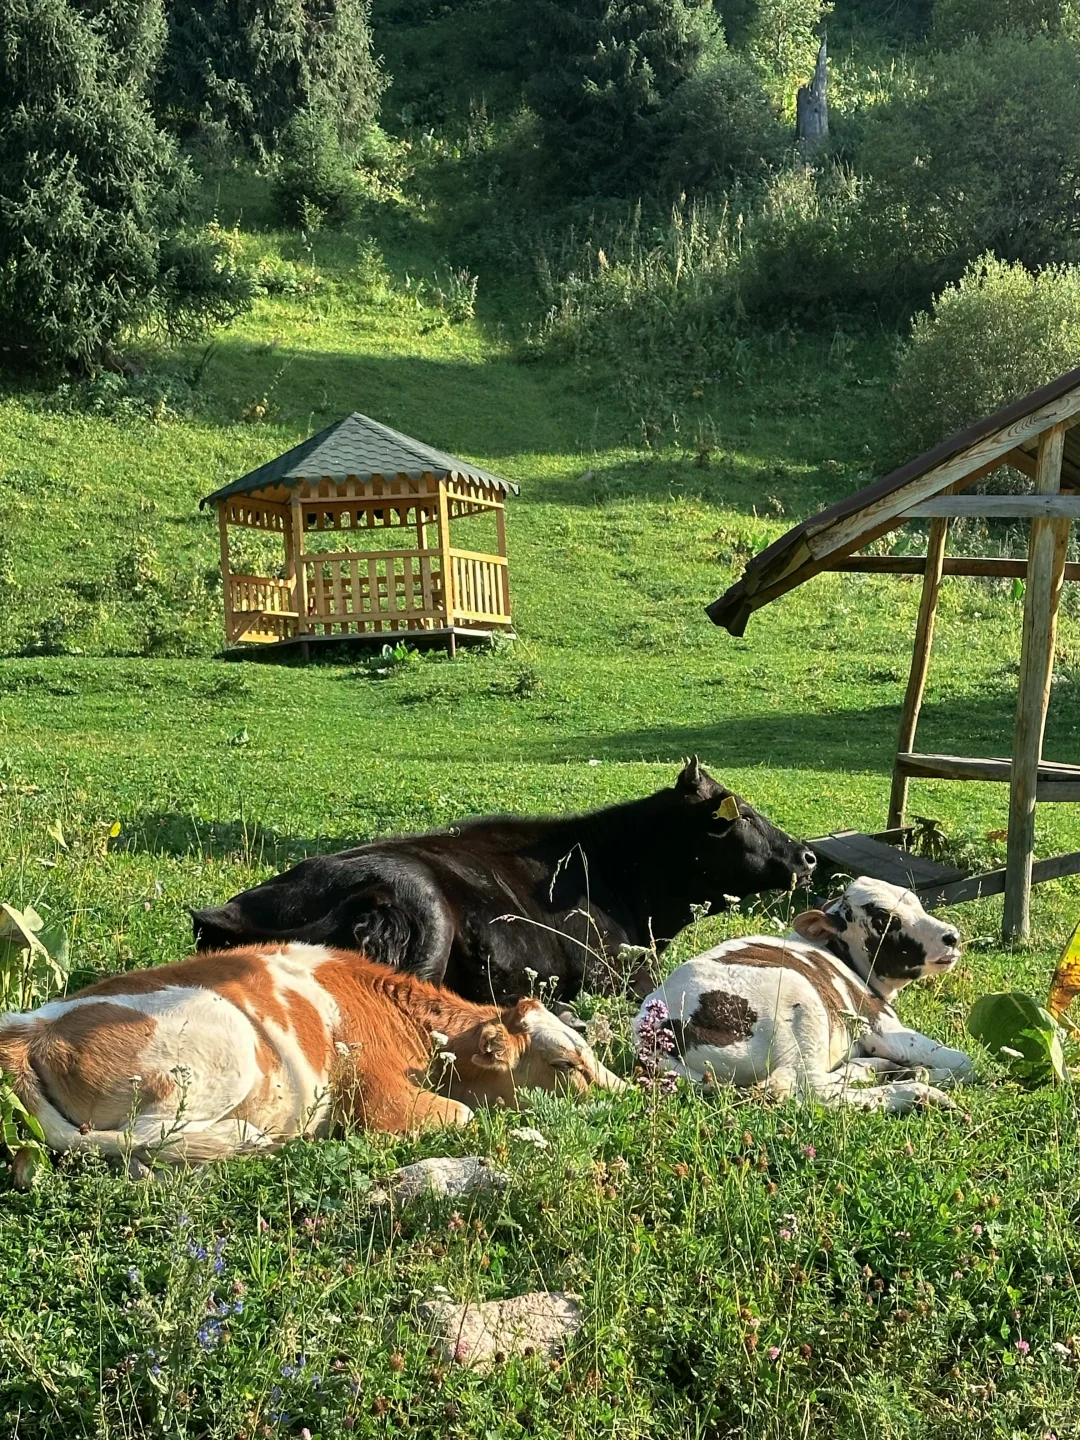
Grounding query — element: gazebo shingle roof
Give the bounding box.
[200,412,519,507]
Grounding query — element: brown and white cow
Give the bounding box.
[0,943,626,1171]
[633,878,973,1112]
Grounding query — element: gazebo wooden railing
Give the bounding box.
[204,413,517,658]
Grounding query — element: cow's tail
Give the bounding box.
[0,1023,272,1167]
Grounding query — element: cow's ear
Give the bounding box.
[676,756,709,796]
[505,997,541,1032]
[471,1021,512,1069]
[792,909,842,943]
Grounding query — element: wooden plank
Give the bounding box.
[368,555,380,632]
[804,388,1080,560]
[903,495,1080,519]
[919,850,1080,909]
[1036,782,1080,803]
[447,547,508,565]
[217,503,236,645]
[1004,422,1069,941]
[808,831,966,889]
[897,752,1080,782]
[437,482,455,628]
[888,515,948,829]
[496,503,511,619]
[350,556,361,619]
[828,555,1080,580]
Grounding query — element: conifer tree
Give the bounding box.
[519,0,716,195]
[0,0,250,373]
[159,0,385,155]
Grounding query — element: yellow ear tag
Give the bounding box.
[715,795,740,822]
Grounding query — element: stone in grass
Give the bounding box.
[376,1156,509,1208]
[507,1126,549,1150]
[421,1291,583,1370]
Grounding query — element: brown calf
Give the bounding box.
[0,942,625,1169]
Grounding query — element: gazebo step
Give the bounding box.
[808,830,967,891]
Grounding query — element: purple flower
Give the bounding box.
[767,1346,781,1361]
[126,1266,141,1284]
[232,1299,244,1315]
[281,1364,299,1379]
[150,1365,161,1378]
[973,1224,983,1236]
[197,1322,221,1351]
[778,1228,793,1242]
[187,1239,208,1261]
[1015,1339,1030,1355]
[802,1145,816,1159]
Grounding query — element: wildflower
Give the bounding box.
[389,1352,405,1372]
[903,1141,915,1157]
[778,1228,792,1242]
[801,1145,816,1159]
[767,1346,781,1362]
[126,1266,141,1284]
[150,1365,162,1378]
[430,1031,449,1048]
[197,1321,221,1351]
[178,1213,191,1229]
[301,1430,312,1439]
[586,1013,613,1047]
[973,1223,983,1236]
[453,1339,471,1363]
[281,1364,299,1379]
[187,1239,208,1261]
[258,1217,270,1233]
[1052,1341,1069,1358]
[1015,1339,1030,1355]
[448,1212,466,1233]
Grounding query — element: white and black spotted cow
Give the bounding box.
[633,877,973,1112]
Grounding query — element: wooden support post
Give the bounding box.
[218,503,235,645]
[887,516,949,829]
[1004,422,1069,941]
[495,502,510,619]
[436,480,455,652]
[290,494,309,639]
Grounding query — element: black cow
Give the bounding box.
[192,760,816,1006]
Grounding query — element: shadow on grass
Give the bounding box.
[528,689,1078,775]
[114,812,356,865]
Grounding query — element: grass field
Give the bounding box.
[1,167,1079,1439]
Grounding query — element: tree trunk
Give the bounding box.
[796,34,828,155]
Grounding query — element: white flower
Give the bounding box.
[509,1126,549,1149]
[430,1031,449,1048]
[334,1041,350,1056]
[438,1051,458,1067]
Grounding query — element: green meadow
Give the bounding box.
[1,169,1079,1439]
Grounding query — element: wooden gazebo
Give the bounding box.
[709,368,1080,941]
[202,413,517,658]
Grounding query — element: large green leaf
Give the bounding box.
[968,991,1066,1086]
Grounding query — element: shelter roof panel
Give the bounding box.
[708,366,1080,635]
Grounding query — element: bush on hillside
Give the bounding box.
[0,0,251,374]
[517,0,718,197]
[745,0,831,103]
[933,0,1072,44]
[273,111,364,229]
[654,51,787,194]
[891,255,1080,462]
[159,0,386,156]
[855,33,1080,298]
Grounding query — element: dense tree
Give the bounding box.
[159,0,386,156]
[0,0,250,373]
[518,0,718,196]
[858,32,1080,288]
[933,0,1071,45]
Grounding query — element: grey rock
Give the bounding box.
[421,1291,583,1369]
[378,1155,509,1207]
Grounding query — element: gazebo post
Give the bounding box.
[1004,422,1069,941]
[887,515,950,830]
[496,499,511,619]
[436,479,456,657]
[217,502,235,645]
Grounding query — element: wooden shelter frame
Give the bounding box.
[204,414,516,659]
[707,369,1080,941]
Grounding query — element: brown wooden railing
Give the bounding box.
[301,548,447,634]
[449,548,510,623]
[228,574,298,643]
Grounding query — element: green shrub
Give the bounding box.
[891,254,1080,462]
[0,0,250,374]
[745,0,831,106]
[273,111,364,229]
[855,32,1080,297]
[933,0,1072,44]
[517,0,718,197]
[654,50,787,194]
[159,0,386,156]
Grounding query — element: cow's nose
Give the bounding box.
[798,849,817,874]
[942,931,959,948]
